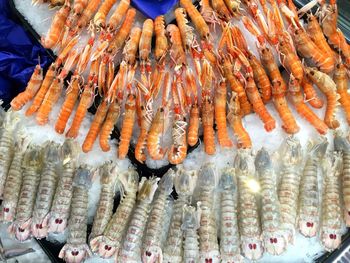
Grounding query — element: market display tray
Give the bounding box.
[7,0,350,262]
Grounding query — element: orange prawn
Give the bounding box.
[118,93,136,159]
[211,0,232,21]
[99,98,121,152]
[154,15,168,65]
[11,64,43,111]
[230,26,272,103]
[201,60,215,155]
[93,0,117,30]
[243,16,299,134]
[305,66,340,129]
[214,79,233,148]
[106,0,130,33]
[305,13,336,66]
[134,92,153,163]
[75,0,102,33]
[174,8,202,80]
[123,27,142,67]
[232,46,276,132]
[278,4,335,73]
[320,1,350,66]
[106,8,136,58]
[288,74,328,134]
[334,62,350,124]
[167,24,187,71]
[147,76,171,160]
[139,19,154,88]
[82,99,109,153]
[54,75,81,134]
[302,76,324,109]
[227,92,252,149]
[66,82,95,138]
[36,78,63,125]
[25,63,57,116]
[180,0,210,41]
[41,2,70,49]
[168,76,188,164]
[220,54,251,115]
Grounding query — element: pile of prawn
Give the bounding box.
[2,110,350,263]
[11,0,350,165]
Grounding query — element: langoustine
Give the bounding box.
[31,142,61,239]
[89,161,119,242]
[58,166,93,263]
[49,139,80,233]
[90,168,138,259]
[9,145,42,242]
[196,163,220,263]
[298,137,328,237]
[0,113,20,198]
[305,67,340,129]
[119,177,159,262]
[255,148,287,255]
[219,168,243,262]
[235,150,263,260]
[334,62,350,125]
[163,168,197,263]
[141,169,175,263]
[0,135,30,222]
[320,153,343,252]
[278,136,303,243]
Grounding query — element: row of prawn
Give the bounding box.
[11,0,350,164]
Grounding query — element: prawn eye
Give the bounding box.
[4,207,9,212]
[310,71,315,76]
[232,7,237,12]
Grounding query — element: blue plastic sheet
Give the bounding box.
[132,0,178,19]
[0,0,53,106]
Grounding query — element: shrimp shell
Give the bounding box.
[298,138,328,237]
[320,154,343,252]
[181,204,201,263]
[49,139,80,234]
[31,142,61,239]
[58,166,92,263]
[219,168,243,262]
[255,148,287,255]
[0,114,19,198]
[10,145,42,242]
[142,169,175,263]
[89,162,119,241]
[334,62,350,125]
[163,169,197,263]
[0,137,30,223]
[196,163,220,263]
[119,177,159,262]
[90,169,138,259]
[235,151,263,260]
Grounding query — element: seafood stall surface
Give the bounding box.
[2,0,350,262]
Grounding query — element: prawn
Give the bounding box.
[214,79,233,147]
[305,67,340,129]
[66,82,95,138]
[334,62,350,124]
[118,93,136,159]
[123,27,142,67]
[139,19,154,88]
[227,92,252,149]
[168,77,188,164]
[11,64,43,111]
[54,75,81,134]
[99,98,121,152]
[301,76,324,109]
[36,78,63,125]
[288,74,328,134]
[25,63,57,116]
[93,0,117,30]
[41,2,70,49]
[106,0,130,34]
